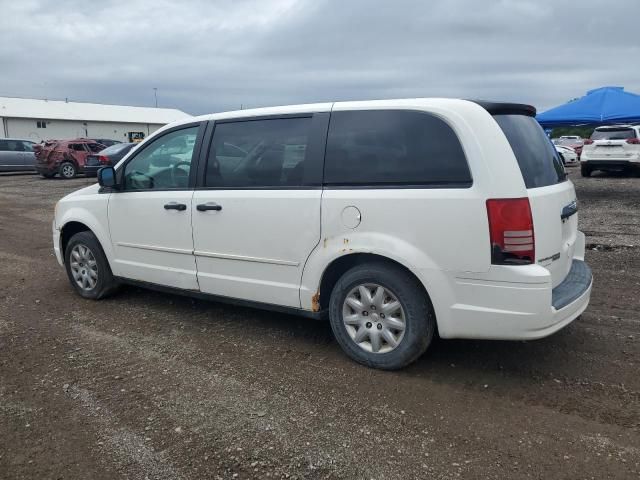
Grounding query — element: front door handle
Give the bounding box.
[164,202,187,211]
[197,202,222,212]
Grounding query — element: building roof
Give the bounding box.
[0,96,191,124]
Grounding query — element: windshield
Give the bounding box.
[591,128,636,140]
[494,114,566,189]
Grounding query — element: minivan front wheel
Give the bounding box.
[64,231,118,299]
[329,262,435,370]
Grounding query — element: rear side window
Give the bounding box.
[205,117,313,188]
[591,128,636,140]
[324,110,471,187]
[494,115,565,189]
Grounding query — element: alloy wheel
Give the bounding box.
[69,244,98,291]
[342,283,406,354]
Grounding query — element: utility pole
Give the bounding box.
[153,88,158,108]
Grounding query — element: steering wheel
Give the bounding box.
[170,161,191,187]
[128,170,154,189]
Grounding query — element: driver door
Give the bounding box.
[107,123,203,289]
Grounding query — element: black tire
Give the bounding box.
[328,261,435,370]
[64,231,118,299]
[580,164,592,177]
[59,161,77,179]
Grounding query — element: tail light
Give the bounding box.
[626,138,640,144]
[486,198,535,265]
[98,155,110,164]
[583,139,594,145]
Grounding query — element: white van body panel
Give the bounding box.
[53,98,591,344]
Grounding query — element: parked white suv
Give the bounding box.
[581,125,640,176]
[52,99,592,369]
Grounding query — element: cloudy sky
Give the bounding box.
[1,0,638,115]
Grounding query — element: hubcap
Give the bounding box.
[69,244,98,291]
[62,165,74,177]
[342,283,406,354]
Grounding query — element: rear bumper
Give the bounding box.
[434,233,592,340]
[581,156,640,169]
[83,164,104,176]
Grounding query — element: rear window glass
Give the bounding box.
[100,143,132,155]
[324,110,472,187]
[591,128,636,140]
[494,115,566,189]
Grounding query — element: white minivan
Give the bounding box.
[53,99,592,369]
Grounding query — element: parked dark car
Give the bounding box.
[0,138,37,172]
[91,138,122,147]
[84,143,136,177]
[34,138,106,178]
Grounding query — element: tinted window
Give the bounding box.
[123,126,198,190]
[324,110,471,187]
[494,115,565,189]
[21,141,34,152]
[87,143,104,153]
[591,128,636,140]
[0,140,25,152]
[205,118,312,188]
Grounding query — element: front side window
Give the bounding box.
[324,110,472,187]
[123,126,198,190]
[205,117,312,188]
[1,140,25,152]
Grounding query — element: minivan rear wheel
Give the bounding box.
[328,262,435,370]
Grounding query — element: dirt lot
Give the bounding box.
[0,168,638,480]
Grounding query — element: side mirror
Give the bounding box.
[97,166,117,188]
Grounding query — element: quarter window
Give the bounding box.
[324,110,471,187]
[205,117,313,188]
[123,126,198,190]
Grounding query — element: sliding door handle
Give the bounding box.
[197,202,222,212]
[164,202,187,211]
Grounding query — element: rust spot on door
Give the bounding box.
[311,291,321,312]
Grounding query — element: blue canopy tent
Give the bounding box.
[537,86,640,127]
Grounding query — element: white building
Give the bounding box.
[0,96,191,142]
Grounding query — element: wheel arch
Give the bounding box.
[58,207,115,271]
[60,221,91,257]
[314,253,437,329]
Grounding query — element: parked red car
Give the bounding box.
[34,139,106,179]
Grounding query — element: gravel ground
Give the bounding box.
[0,168,639,480]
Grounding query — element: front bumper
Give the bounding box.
[36,164,57,175]
[53,220,63,266]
